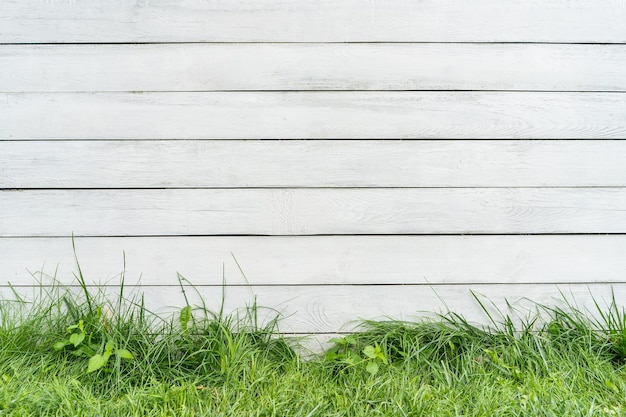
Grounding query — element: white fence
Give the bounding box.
[1,1,625,340]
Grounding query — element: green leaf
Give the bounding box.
[115,349,134,360]
[87,354,107,373]
[180,305,192,333]
[72,346,89,357]
[485,349,498,363]
[344,335,357,345]
[547,321,562,336]
[69,332,85,347]
[605,380,619,393]
[104,341,114,354]
[365,362,379,376]
[53,340,70,350]
[363,345,377,359]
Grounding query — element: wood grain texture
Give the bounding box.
[3,282,625,333]
[2,236,625,286]
[1,0,625,43]
[3,44,626,92]
[2,188,626,236]
[2,92,625,139]
[3,140,626,188]
[2,0,625,342]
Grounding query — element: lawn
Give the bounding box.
[1,275,626,416]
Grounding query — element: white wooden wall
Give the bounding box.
[1,1,626,339]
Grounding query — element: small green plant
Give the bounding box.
[325,335,388,375]
[53,306,134,373]
[87,340,134,373]
[53,319,89,355]
[361,343,388,375]
[50,240,135,373]
[325,335,360,364]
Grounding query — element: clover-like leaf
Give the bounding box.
[115,349,134,360]
[53,340,70,351]
[69,332,85,347]
[87,354,107,373]
[344,335,357,345]
[328,337,345,345]
[366,362,379,376]
[363,345,377,359]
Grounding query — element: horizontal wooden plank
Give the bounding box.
[1,1,624,43]
[1,92,625,139]
[3,140,626,188]
[3,283,625,333]
[2,188,625,236]
[2,236,625,286]
[2,44,626,92]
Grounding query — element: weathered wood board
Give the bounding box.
[1,0,625,43]
[3,140,626,188]
[2,92,625,139]
[2,188,626,236]
[2,44,626,92]
[2,236,625,286]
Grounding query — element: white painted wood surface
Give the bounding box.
[2,188,625,236]
[2,44,626,92]
[2,92,625,139]
[2,0,625,341]
[4,140,626,188]
[3,282,625,333]
[1,1,625,43]
[2,236,625,286]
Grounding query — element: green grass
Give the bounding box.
[2,275,626,416]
